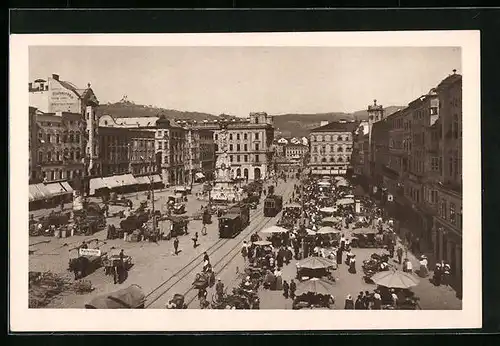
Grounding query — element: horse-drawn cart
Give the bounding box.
[68,240,104,280]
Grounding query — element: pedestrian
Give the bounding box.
[344,294,354,309]
[418,255,429,278]
[336,247,343,265]
[340,234,346,251]
[60,200,65,212]
[363,290,372,309]
[348,255,357,274]
[282,280,289,299]
[388,241,395,258]
[203,251,210,264]
[173,236,179,255]
[433,263,442,286]
[372,291,382,310]
[289,279,297,300]
[192,232,198,248]
[396,246,403,264]
[390,289,398,308]
[241,242,248,262]
[215,278,224,301]
[443,264,451,287]
[354,293,364,310]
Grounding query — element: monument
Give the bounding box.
[210,121,242,203]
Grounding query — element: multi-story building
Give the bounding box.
[29,74,100,184]
[433,71,462,284]
[284,143,308,161]
[34,111,86,184]
[198,129,216,181]
[29,107,39,183]
[99,115,186,186]
[193,112,275,181]
[371,70,462,287]
[351,121,370,187]
[308,120,358,177]
[96,121,156,177]
[183,127,200,185]
[367,100,385,181]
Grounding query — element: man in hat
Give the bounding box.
[433,262,442,286]
[215,278,224,301]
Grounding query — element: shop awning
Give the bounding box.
[135,176,150,185]
[195,172,205,179]
[29,184,45,202]
[90,178,108,191]
[102,176,121,189]
[152,174,162,183]
[60,181,74,194]
[119,174,139,186]
[36,183,52,199]
[44,182,70,196]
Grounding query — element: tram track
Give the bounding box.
[143,180,295,309]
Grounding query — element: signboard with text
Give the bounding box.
[79,248,101,257]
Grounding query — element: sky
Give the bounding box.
[30,46,461,116]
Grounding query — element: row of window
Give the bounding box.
[229,154,261,163]
[226,143,264,152]
[439,198,462,228]
[214,132,261,141]
[42,169,82,182]
[312,156,350,163]
[39,120,82,128]
[38,149,82,163]
[311,135,351,142]
[38,131,82,144]
[312,146,352,153]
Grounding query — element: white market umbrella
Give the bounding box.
[371,270,420,289]
[320,207,337,214]
[336,198,355,206]
[316,226,340,235]
[261,225,289,234]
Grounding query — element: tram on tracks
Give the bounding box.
[263,195,283,217]
[218,203,250,238]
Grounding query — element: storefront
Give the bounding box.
[433,218,463,291]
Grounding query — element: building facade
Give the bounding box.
[29,74,100,187]
[433,72,463,285]
[97,124,156,177]
[308,121,358,176]
[368,71,462,288]
[193,112,275,181]
[29,107,39,183]
[284,143,308,161]
[34,111,86,184]
[99,115,186,186]
[198,129,216,181]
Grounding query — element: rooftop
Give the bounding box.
[310,121,359,133]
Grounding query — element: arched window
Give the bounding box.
[69,131,74,143]
[338,146,343,152]
[318,135,323,142]
[321,158,326,163]
[330,157,335,162]
[338,157,343,162]
[325,135,331,141]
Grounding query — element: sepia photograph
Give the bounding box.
[10,31,481,331]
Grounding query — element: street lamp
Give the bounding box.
[140,155,156,235]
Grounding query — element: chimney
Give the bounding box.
[453,69,457,74]
[52,74,59,81]
[320,121,329,127]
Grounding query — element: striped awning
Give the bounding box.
[44,182,69,196]
[29,184,45,202]
[60,181,74,194]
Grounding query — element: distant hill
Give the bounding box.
[98,100,223,122]
[98,100,404,137]
[271,106,404,138]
